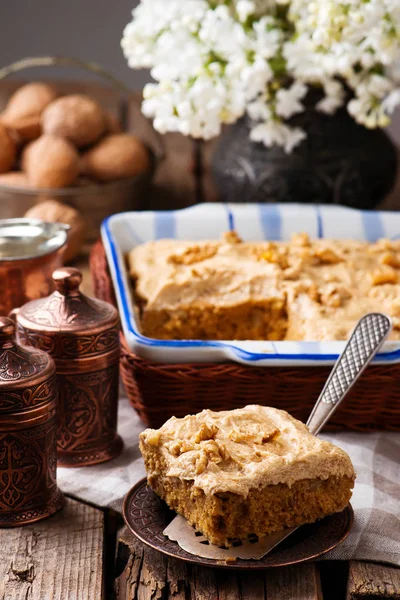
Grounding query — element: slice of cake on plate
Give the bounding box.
[140,405,355,548]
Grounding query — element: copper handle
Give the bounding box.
[52,267,82,296]
[8,307,20,322]
[0,316,15,349]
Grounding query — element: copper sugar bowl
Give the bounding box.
[15,267,123,467]
[0,219,69,316]
[0,317,64,526]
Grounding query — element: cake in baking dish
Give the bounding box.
[127,231,400,341]
[140,405,355,547]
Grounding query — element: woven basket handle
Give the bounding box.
[0,56,165,160]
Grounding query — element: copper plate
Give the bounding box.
[123,478,354,570]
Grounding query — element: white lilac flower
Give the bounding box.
[275,82,308,119]
[250,121,307,153]
[236,0,257,22]
[382,89,400,115]
[123,0,400,153]
[316,79,345,115]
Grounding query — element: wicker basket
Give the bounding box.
[90,240,400,431]
[0,57,162,241]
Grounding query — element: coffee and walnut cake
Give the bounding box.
[128,232,400,341]
[140,405,355,547]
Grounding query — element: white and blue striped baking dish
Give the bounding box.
[101,203,400,366]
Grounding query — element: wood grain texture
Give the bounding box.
[0,497,104,600]
[266,564,322,600]
[117,529,327,600]
[348,561,400,599]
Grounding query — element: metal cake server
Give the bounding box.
[260,312,393,555]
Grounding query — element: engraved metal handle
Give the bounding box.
[307,313,392,435]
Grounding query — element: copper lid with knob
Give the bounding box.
[15,268,123,468]
[0,316,64,526]
[16,266,119,341]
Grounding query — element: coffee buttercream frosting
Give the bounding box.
[140,405,355,497]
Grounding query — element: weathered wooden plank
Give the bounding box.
[347,561,400,600]
[0,497,104,600]
[239,570,266,599]
[190,565,218,600]
[137,546,168,600]
[166,555,188,600]
[115,535,144,600]
[265,564,322,600]
[216,570,241,600]
[116,529,169,600]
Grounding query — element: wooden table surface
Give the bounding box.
[1,496,399,600]
[0,80,399,600]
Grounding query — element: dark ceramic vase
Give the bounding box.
[212,104,397,209]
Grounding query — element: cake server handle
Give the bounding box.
[306,313,392,436]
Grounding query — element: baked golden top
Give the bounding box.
[140,405,355,497]
[128,232,400,341]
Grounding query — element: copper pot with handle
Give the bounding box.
[14,267,123,467]
[0,316,64,526]
[0,219,69,316]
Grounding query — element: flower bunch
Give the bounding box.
[122,0,400,152]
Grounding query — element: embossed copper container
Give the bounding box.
[0,219,69,316]
[0,317,64,526]
[15,268,123,467]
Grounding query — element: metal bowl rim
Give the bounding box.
[0,218,69,262]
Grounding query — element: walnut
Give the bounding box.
[145,430,161,447]
[313,246,343,265]
[307,283,320,302]
[195,451,208,474]
[167,439,194,457]
[291,233,311,247]
[371,268,398,286]
[391,298,400,315]
[319,284,352,308]
[193,423,218,444]
[0,123,17,173]
[0,82,57,141]
[259,248,289,269]
[380,252,400,269]
[22,134,79,188]
[223,231,242,245]
[168,244,218,265]
[261,428,280,443]
[24,199,85,263]
[80,133,150,182]
[369,239,393,254]
[195,441,226,474]
[42,94,106,147]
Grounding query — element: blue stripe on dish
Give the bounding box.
[155,211,176,239]
[226,206,235,231]
[259,204,282,240]
[315,206,324,238]
[362,210,385,242]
